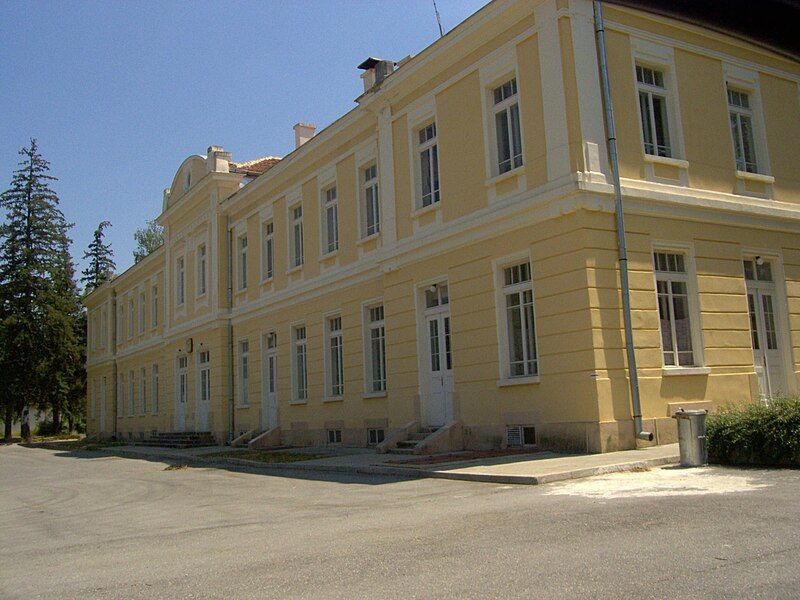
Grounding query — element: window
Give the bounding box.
[636,65,672,157]
[492,78,523,174]
[326,316,344,397]
[199,350,210,408]
[177,356,188,410]
[90,380,97,419]
[327,429,342,444]
[362,164,380,237]
[322,185,339,254]
[238,236,248,290]
[367,428,385,445]
[417,122,440,207]
[291,205,304,268]
[197,244,207,296]
[127,298,134,339]
[139,367,147,414]
[128,370,135,416]
[151,364,159,414]
[239,340,249,406]
[425,283,449,309]
[151,284,158,327]
[176,257,185,306]
[117,305,124,341]
[293,326,308,401]
[262,221,274,280]
[138,292,145,334]
[100,309,107,348]
[507,425,536,447]
[654,251,696,367]
[728,88,758,173]
[502,262,538,377]
[117,373,124,415]
[366,305,387,393]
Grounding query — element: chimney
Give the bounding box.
[357,57,395,93]
[293,123,316,149]
[206,145,231,173]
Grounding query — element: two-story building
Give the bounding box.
[84,0,800,453]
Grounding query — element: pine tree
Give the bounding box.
[133,219,164,263]
[0,139,81,439]
[81,220,115,292]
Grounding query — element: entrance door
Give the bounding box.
[423,284,453,427]
[261,332,278,431]
[744,258,787,398]
[196,351,210,431]
[175,356,188,431]
[99,377,107,434]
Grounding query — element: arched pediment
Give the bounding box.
[163,155,207,212]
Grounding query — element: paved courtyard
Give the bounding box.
[1,444,799,599]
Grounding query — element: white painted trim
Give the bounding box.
[662,367,711,376]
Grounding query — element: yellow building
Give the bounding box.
[83,0,800,453]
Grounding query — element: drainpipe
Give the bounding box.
[593,0,653,442]
[226,216,235,443]
[111,290,118,440]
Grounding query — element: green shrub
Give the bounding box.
[706,396,800,466]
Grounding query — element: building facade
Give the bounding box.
[84,0,800,453]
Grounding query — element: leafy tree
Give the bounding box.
[133,219,164,263]
[81,220,115,292]
[0,139,82,438]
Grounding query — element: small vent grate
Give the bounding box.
[507,426,523,447]
[507,425,536,447]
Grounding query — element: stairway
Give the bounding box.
[135,431,216,449]
[391,427,440,455]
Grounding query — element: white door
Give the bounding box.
[261,333,278,431]
[745,259,787,398]
[196,351,210,431]
[99,378,107,434]
[175,356,187,431]
[423,285,454,427]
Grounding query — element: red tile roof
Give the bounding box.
[230,156,281,177]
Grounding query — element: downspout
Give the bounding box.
[226,216,235,443]
[111,290,118,440]
[593,0,653,442]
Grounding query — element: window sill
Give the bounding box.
[235,403,251,409]
[497,375,540,388]
[260,276,274,286]
[319,249,339,261]
[735,170,774,184]
[485,165,525,188]
[644,154,689,169]
[362,391,387,399]
[323,396,344,404]
[411,202,440,219]
[286,264,303,275]
[195,291,207,300]
[357,232,381,246]
[662,366,711,377]
[289,399,308,406]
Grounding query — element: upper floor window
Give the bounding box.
[493,78,522,174]
[417,122,440,208]
[502,262,538,378]
[636,65,671,158]
[728,88,758,173]
[291,205,304,268]
[176,256,185,306]
[151,284,158,328]
[100,308,107,349]
[362,164,380,237]
[117,305,124,341]
[138,291,146,334]
[322,185,339,254]
[127,298,134,339]
[654,251,698,367]
[238,236,248,290]
[197,244,207,296]
[262,221,274,280]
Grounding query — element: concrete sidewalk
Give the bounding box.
[97,443,679,486]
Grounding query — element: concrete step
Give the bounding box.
[396,440,418,449]
[391,447,416,455]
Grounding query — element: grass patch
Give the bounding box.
[707,396,800,467]
[203,449,327,464]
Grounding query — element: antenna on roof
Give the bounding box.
[432,0,444,38]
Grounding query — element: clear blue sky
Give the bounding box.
[0,0,487,278]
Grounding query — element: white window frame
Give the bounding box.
[196,243,207,297]
[127,297,134,340]
[652,244,705,371]
[198,350,210,412]
[117,304,124,343]
[360,163,380,238]
[363,302,387,395]
[723,63,771,178]
[117,373,124,416]
[128,369,135,417]
[90,379,97,419]
[494,258,539,384]
[238,339,249,406]
[489,76,523,176]
[238,235,248,291]
[138,291,146,334]
[176,255,185,307]
[100,309,107,349]
[321,184,339,255]
[289,204,304,269]
[324,315,344,400]
[151,282,158,328]
[139,367,147,415]
[261,220,274,281]
[635,64,673,158]
[415,121,440,209]
[292,324,308,403]
[151,364,159,414]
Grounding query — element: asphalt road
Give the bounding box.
[1,444,798,599]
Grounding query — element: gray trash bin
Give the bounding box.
[672,408,708,467]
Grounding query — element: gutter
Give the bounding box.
[111,290,118,440]
[593,0,653,442]
[226,216,235,443]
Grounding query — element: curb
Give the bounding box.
[98,446,679,486]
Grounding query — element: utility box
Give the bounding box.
[672,409,709,467]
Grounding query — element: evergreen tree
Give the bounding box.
[81,220,115,292]
[133,219,164,263]
[0,139,81,439]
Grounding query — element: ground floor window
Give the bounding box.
[327,428,342,444]
[367,428,385,445]
[294,326,308,401]
[654,251,696,367]
[501,262,538,378]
